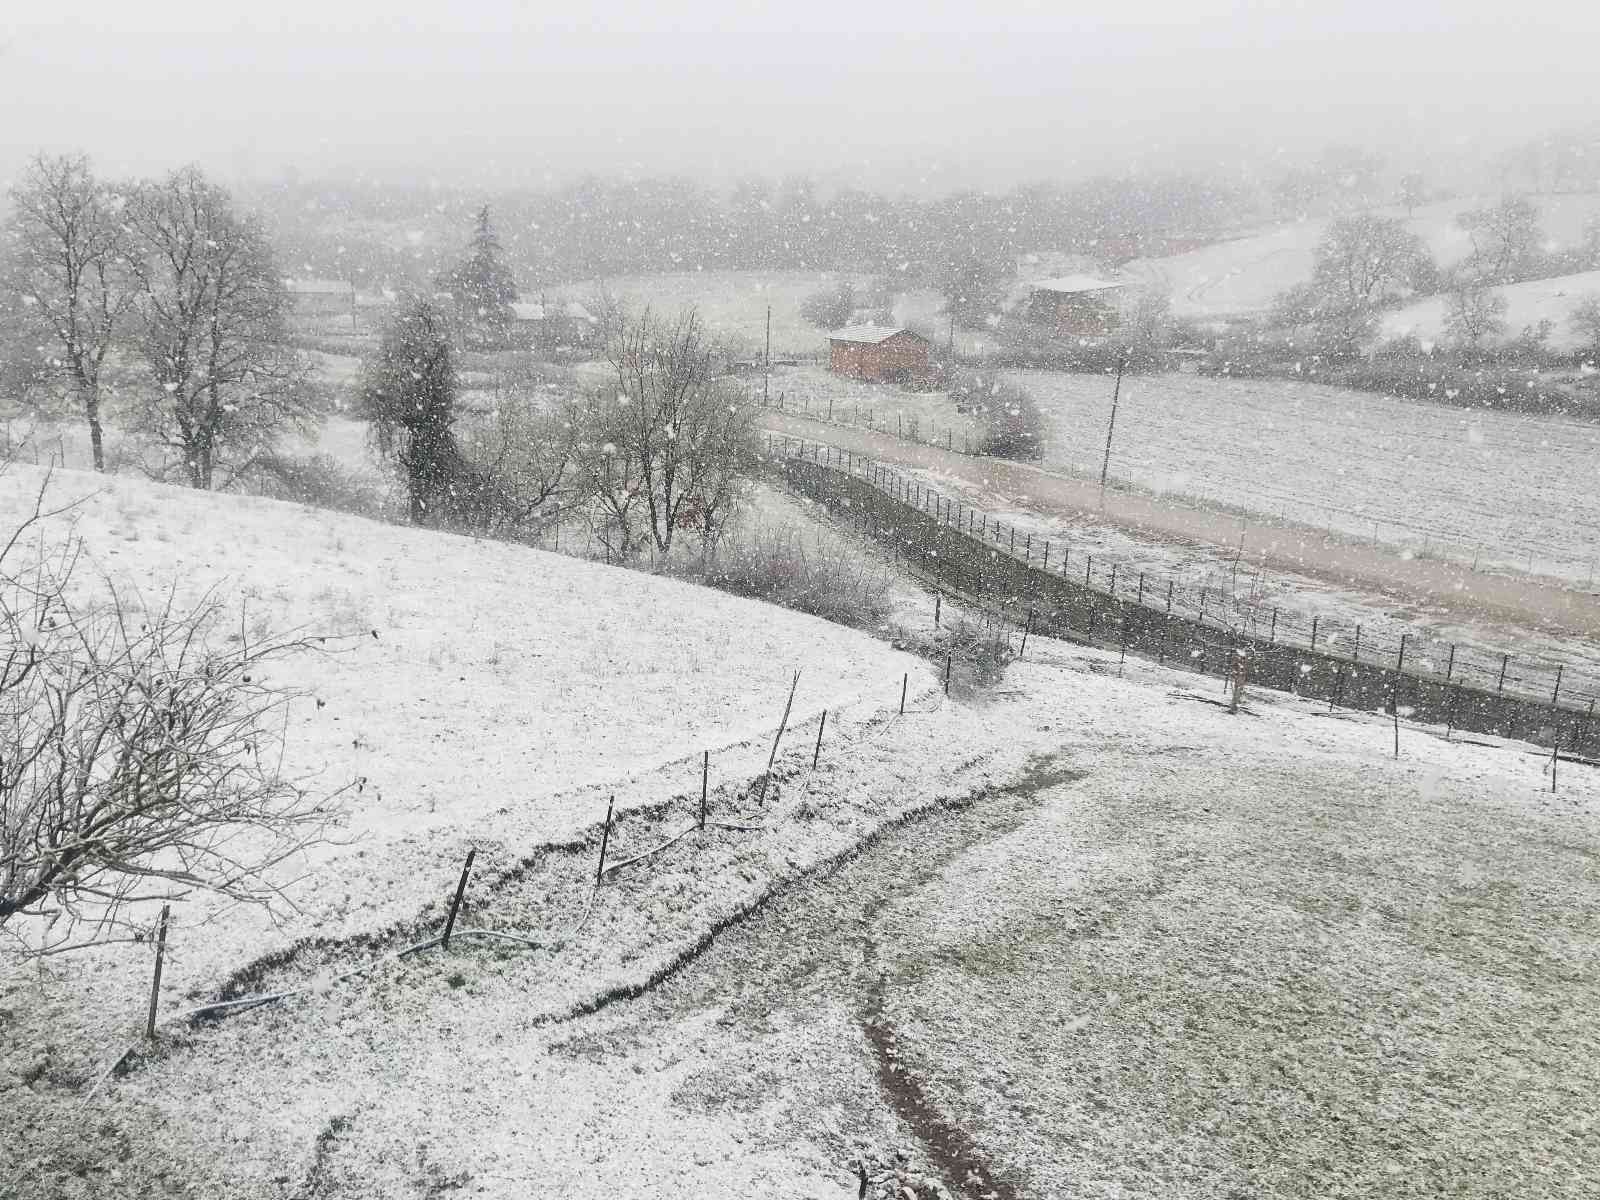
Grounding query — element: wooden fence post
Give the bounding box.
[934,593,941,628]
[596,799,615,886]
[813,710,827,769]
[145,904,170,1041]
[443,849,476,949]
[756,670,802,805]
[700,751,709,830]
[944,651,953,694]
[900,673,908,715]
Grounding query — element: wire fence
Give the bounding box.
[769,433,1600,758]
[751,380,1600,588]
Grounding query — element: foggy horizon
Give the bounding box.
[5,3,1598,193]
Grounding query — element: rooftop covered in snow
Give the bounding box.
[826,324,924,345]
[1028,275,1125,294]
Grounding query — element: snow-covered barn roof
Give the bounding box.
[1029,275,1124,295]
[827,324,923,345]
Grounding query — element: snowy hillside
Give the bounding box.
[1126,195,1600,318]
[0,463,922,969]
[1382,267,1600,351]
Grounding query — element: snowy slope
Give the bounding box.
[1127,194,1600,318]
[0,463,922,968]
[1382,268,1600,350]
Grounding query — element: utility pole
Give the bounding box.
[1099,353,1128,496]
[763,305,772,406]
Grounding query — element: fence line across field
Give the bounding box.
[766,432,1600,758]
[752,385,1600,588]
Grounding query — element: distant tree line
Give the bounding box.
[243,170,1250,293]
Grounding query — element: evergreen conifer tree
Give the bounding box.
[439,206,518,349]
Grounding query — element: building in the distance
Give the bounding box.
[283,278,356,319]
[1025,276,1124,337]
[826,325,931,383]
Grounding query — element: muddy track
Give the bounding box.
[603,754,1087,1200]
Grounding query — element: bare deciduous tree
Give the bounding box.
[455,375,578,538]
[573,303,756,559]
[126,166,312,489]
[1457,195,1544,285]
[2,153,136,471]
[0,467,345,955]
[1443,281,1509,351]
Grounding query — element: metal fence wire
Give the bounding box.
[769,434,1600,759]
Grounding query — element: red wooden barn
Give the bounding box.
[826,325,931,383]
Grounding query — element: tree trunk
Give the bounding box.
[81,383,106,472]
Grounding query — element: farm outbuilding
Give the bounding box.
[510,298,599,350]
[827,325,931,383]
[1026,275,1124,337]
[284,278,356,318]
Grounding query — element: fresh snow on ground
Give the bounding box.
[0,462,922,977]
[1383,267,1600,351]
[10,623,1597,1198]
[1125,194,1600,318]
[760,363,1600,582]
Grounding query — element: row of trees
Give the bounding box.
[2,154,310,485]
[362,297,757,557]
[1267,195,1599,359]
[250,169,1249,293]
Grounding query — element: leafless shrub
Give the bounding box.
[688,520,893,630]
[0,467,346,955]
[937,616,1016,687]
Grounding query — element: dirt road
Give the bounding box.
[758,411,1600,639]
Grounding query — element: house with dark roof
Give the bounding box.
[826,325,931,383]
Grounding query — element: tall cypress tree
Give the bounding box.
[439,206,518,349]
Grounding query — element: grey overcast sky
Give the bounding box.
[2,1,1595,189]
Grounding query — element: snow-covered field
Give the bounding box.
[1011,368,1600,582]
[554,269,965,358]
[895,461,1600,708]
[10,619,1598,1198]
[1125,194,1600,318]
[758,363,1600,583]
[1383,268,1600,351]
[0,463,922,971]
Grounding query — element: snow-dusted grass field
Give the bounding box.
[1010,368,1600,582]
[1125,194,1600,318]
[755,362,1600,582]
[10,619,1598,1198]
[1383,267,1600,352]
[872,647,1600,1199]
[0,463,922,972]
[895,459,1600,712]
[555,268,963,358]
